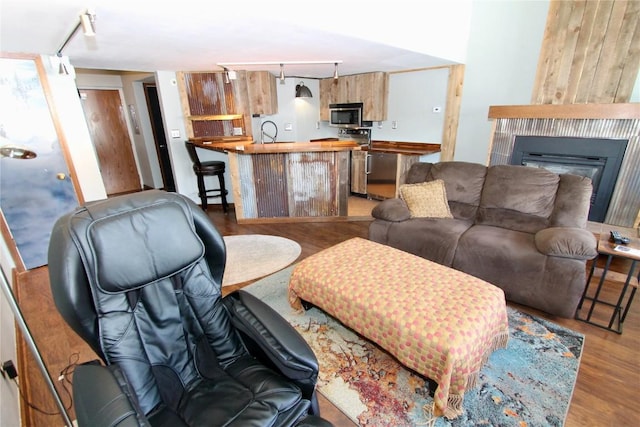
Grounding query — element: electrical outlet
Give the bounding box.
[2,360,18,379]
[391,120,398,129]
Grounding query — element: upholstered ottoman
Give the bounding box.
[288,237,509,419]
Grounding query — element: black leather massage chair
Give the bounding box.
[47,190,332,427]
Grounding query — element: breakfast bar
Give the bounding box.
[191,139,362,223]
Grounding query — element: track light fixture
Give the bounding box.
[55,9,97,75]
[217,60,343,80]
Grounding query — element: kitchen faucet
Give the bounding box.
[260,120,277,144]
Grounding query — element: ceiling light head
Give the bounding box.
[333,63,339,79]
[295,81,312,98]
[279,64,285,85]
[0,145,37,159]
[80,10,96,37]
[55,52,69,75]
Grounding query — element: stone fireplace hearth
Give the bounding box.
[487,104,639,228]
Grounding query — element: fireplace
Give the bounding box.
[510,136,628,222]
[487,104,640,228]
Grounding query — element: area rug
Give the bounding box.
[222,234,301,286]
[244,267,585,427]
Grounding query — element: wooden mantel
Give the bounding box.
[488,103,639,120]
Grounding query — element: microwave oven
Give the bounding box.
[329,103,372,128]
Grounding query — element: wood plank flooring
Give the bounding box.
[13,205,640,426]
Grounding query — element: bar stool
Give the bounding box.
[185,141,229,213]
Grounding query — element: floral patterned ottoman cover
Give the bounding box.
[288,237,509,419]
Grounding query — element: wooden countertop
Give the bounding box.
[191,139,362,154]
[368,141,441,155]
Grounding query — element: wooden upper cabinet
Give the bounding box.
[319,72,388,121]
[247,71,278,115]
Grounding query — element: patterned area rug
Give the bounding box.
[244,266,585,427]
[222,235,301,286]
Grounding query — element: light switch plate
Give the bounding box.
[170,129,180,138]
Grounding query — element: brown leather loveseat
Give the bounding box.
[369,161,598,318]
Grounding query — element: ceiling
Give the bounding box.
[0,0,471,79]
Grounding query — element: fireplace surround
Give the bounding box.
[488,104,639,227]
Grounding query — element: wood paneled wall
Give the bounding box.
[532,0,640,104]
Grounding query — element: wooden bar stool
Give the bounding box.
[185,141,229,213]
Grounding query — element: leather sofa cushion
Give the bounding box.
[427,161,487,221]
[476,165,559,233]
[382,218,473,266]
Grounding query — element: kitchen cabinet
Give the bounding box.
[247,71,278,115]
[350,150,368,195]
[320,72,389,121]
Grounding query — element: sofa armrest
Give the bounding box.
[534,227,598,260]
[371,198,411,222]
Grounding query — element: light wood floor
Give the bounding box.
[14,205,640,427]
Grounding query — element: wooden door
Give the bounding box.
[80,89,140,195]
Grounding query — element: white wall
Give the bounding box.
[250,78,334,143]
[374,68,449,143]
[455,0,550,163]
[0,243,20,427]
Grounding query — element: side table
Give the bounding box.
[576,225,639,333]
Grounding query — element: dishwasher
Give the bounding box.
[367,151,398,200]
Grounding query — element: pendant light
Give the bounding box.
[295,81,312,98]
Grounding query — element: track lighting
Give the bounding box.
[217,60,343,80]
[55,9,97,75]
[80,10,96,36]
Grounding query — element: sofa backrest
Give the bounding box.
[476,165,560,233]
[405,161,593,232]
[407,161,487,221]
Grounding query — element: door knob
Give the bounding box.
[56,173,66,180]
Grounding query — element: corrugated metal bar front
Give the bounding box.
[287,152,337,217]
[252,153,288,217]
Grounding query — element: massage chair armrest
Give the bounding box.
[534,227,598,260]
[371,198,411,222]
[73,363,150,427]
[223,290,320,400]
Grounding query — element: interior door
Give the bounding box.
[79,89,141,195]
[144,83,175,192]
[0,55,81,270]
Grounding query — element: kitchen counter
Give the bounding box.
[368,141,441,155]
[191,139,362,154]
[189,138,359,223]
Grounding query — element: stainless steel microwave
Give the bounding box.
[329,103,369,128]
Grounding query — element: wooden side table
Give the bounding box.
[576,224,639,333]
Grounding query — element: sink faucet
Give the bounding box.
[260,120,277,144]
